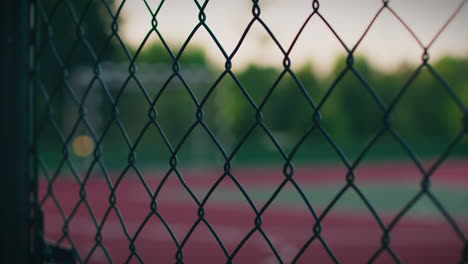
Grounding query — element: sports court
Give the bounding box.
[40,160,468,263]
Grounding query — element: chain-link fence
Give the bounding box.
[30,0,468,263]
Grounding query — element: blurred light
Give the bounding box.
[72,135,95,157]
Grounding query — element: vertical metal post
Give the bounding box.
[0,0,31,263]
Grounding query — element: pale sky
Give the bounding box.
[118,0,468,75]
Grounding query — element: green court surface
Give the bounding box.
[184,183,468,218]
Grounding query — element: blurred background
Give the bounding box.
[35,0,468,262]
[36,0,468,171]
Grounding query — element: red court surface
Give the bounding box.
[40,160,468,263]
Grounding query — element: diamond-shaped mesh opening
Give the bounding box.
[31,0,468,263]
[262,74,315,149]
[320,69,384,160]
[392,69,465,156]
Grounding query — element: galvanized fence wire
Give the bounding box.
[32,0,468,263]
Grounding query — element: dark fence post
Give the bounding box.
[0,0,32,263]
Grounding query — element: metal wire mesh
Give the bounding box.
[32,0,468,263]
